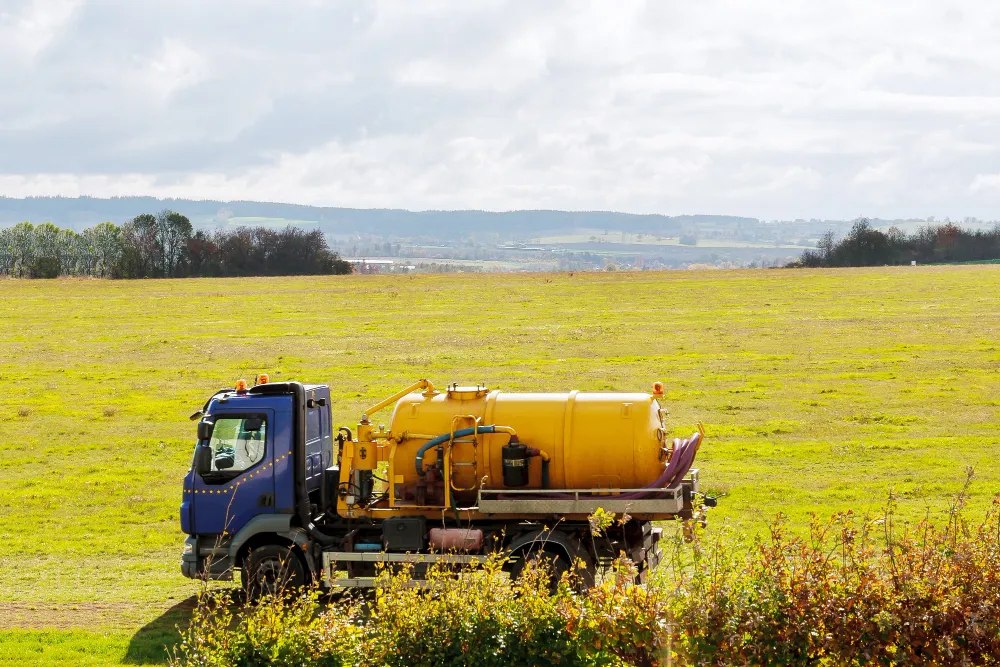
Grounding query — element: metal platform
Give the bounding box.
[326,577,443,589]
[476,486,685,515]
[322,551,488,564]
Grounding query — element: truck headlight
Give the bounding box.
[183,542,194,555]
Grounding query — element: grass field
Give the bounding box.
[1,266,999,664]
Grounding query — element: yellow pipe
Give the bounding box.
[398,433,441,441]
[364,379,436,418]
[373,431,484,444]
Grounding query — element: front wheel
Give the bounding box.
[241,544,307,599]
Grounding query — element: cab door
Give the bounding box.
[189,409,275,536]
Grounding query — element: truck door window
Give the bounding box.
[307,407,320,444]
[205,415,267,478]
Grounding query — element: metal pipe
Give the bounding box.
[525,447,551,489]
[363,379,436,418]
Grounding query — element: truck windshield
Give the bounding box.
[205,415,267,476]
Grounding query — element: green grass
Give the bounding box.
[0,631,128,666]
[2,266,999,663]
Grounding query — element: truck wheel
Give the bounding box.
[509,547,572,593]
[242,544,306,599]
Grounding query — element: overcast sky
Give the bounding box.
[2,1,1000,220]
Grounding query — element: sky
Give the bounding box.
[2,0,1000,220]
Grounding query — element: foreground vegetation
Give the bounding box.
[1,266,998,664]
[175,482,1000,666]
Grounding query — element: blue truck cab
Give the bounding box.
[180,381,333,585]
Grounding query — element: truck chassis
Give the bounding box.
[312,475,698,589]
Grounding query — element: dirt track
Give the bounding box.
[0,599,197,631]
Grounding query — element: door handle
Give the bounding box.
[257,493,274,508]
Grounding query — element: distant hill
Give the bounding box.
[0,196,758,237]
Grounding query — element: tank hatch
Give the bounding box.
[446,383,489,400]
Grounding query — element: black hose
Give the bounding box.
[306,523,339,547]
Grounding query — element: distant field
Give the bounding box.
[387,256,559,271]
[225,216,318,227]
[1,267,999,664]
[533,231,813,249]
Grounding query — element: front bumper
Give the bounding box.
[180,535,234,581]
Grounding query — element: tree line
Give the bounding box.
[790,218,1000,267]
[0,211,352,278]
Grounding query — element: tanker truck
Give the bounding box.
[180,378,710,594]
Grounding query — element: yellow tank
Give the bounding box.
[385,384,668,499]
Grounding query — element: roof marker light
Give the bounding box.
[235,379,248,393]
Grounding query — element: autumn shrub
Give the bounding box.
[667,478,1000,665]
[170,555,666,667]
[172,481,1000,666]
[169,590,359,667]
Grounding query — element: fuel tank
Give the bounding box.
[387,385,667,495]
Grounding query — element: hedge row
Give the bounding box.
[173,483,1000,666]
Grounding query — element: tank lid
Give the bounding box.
[446,383,489,400]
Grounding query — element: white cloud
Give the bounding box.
[139,38,209,99]
[853,160,900,187]
[2,0,1000,220]
[0,0,82,60]
[969,173,1000,194]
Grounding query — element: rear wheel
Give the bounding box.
[509,547,574,592]
[241,544,306,599]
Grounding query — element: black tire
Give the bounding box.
[509,547,573,593]
[241,544,307,599]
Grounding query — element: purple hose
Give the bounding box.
[615,431,701,500]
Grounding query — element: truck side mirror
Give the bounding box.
[194,443,213,475]
[197,419,214,440]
